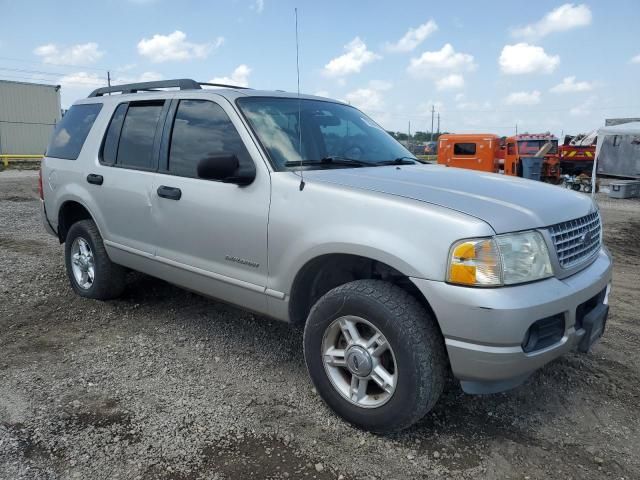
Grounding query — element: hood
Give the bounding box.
[304,165,595,234]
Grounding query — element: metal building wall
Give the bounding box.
[0,80,62,155]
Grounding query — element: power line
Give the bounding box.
[0,66,90,78]
[363,104,640,121]
[0,120,56,126]
[0,55,111,72]
[0,72,106,86]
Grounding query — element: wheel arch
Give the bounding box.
[57,200,99,243]
[288,253,439,329]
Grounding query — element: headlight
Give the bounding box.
[447,238,502,286]
[448,231,552,287]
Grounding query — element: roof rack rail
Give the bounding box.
[88,79,200,97]
[199,82,251,90]
[87,78,251,98]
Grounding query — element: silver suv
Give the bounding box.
[41,79,612,432]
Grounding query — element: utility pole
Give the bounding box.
[430,105,435,142]
[408,121,411,146]
[436,113,440,138]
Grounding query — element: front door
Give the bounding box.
[150,95,270,312]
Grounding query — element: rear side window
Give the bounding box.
[168,99,252,178]
[46,103,102,160]
[454,143,476,155]
[101,103,128,165]
[116,101,164,170]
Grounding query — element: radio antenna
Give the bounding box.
[295,7,305,191]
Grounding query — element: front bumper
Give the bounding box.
[412,248,612,393]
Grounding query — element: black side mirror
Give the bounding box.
[197,154,255,186]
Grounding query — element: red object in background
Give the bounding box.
[559,144,596,175]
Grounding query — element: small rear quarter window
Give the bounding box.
[46,103,103,160]
[454,143,477,155]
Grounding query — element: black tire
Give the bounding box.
[64,219,126,300]
[303,279,446,433]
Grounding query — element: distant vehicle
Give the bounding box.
[437,134,500,173]
[40,79,612,432]
[423,141,438,155]
[504,133,561,184]
[438,133,560,183]
[559,134,596,176]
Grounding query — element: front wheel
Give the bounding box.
[303,280,446,433]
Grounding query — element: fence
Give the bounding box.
[0,154,43,169]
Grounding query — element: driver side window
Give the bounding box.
[168,99,252,179]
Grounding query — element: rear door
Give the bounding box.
[150,95,270,310]
[91,98,171,254]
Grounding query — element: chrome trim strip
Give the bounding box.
[103,239,286,298]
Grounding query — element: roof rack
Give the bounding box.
[87,78,250,98]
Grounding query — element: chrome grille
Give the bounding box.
[548,212,602,268]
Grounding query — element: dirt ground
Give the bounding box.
[1,169,639,480]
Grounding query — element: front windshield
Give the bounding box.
[517,140,558,155]
[237,97,415,170]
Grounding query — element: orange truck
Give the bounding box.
[504,133,561,183]
[437,134,501,173]
[438,132,561,183]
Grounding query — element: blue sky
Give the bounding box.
[1,0,638,136]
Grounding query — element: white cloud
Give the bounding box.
[505,90,542,105]
[407,44,475,77]
[345,88,384,111]
[385,20,438,52]
[117,71,163,83]
[436,74,464,91]
[570,95,597,116]
[499,43,559,74]
[137,31,223,63]
[368,80,392,91]
[34,42,104,65]
[631,54,640,64]
[209,64,251,87]
[550,76,593,93]
[58,72,105,88]
[456,100,492,111]
[251,0,264,13]
[323,37,381,77]
[344,80,393,112]
[512,3,592,38]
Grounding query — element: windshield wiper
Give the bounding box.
[284,156,370,168]
[374,156,419,166]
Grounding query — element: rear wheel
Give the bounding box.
[303,279,446,433]
[64,219,126,300]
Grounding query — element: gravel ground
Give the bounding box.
[1,170,639,480]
